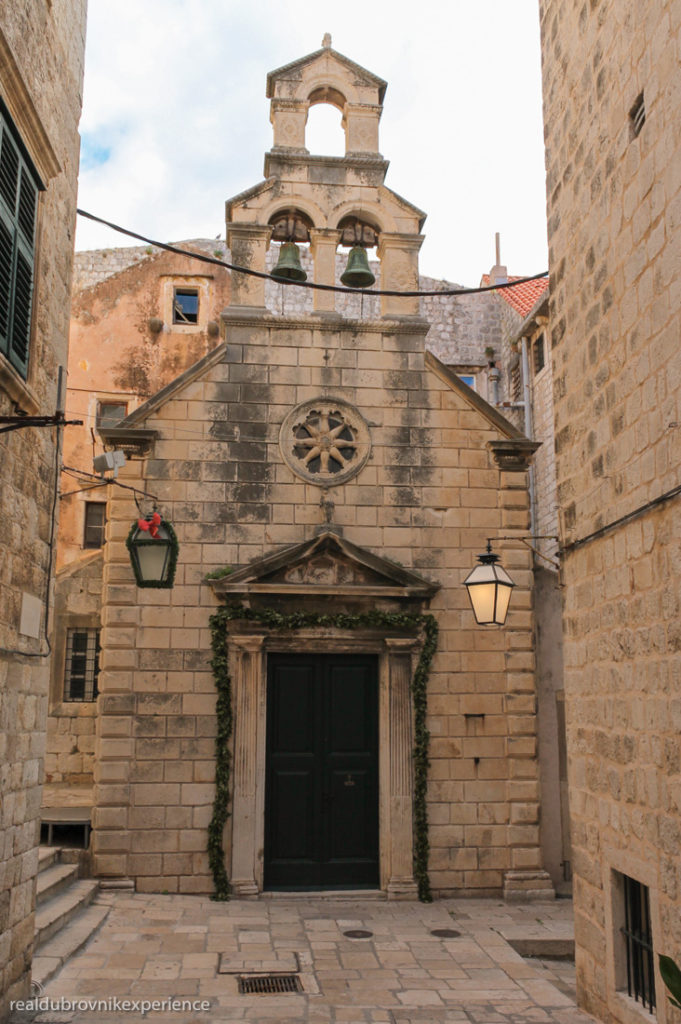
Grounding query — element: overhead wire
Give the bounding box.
[76,208,548,299]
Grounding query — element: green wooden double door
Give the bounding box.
[265,653,379,890]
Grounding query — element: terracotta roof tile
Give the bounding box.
[481,274,549,318]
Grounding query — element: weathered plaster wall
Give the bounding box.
[59,248,231,569]
[540,0,681,1019]
[0,1,86,1015]
[91,314,542,898]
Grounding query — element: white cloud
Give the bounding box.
[76,0,548,284]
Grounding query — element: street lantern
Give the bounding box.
[463,541,515,626]
[126,514,178,588]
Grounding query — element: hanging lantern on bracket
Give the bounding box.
[463,541,515,626]
[126,512,179,588]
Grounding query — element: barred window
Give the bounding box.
[64,629,100,702]
[620,874,655,1012]
[0,103,41,379]
[83,502,106,548]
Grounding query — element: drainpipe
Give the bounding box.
[520,336,537,542]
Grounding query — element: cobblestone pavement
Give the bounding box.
[28,894,595,1024]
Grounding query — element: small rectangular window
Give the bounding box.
[457,374,476,391]
[64,628,100,702]
[533,334,545,375]
[96,400,127,429]
[620,874,655,1012]
[0,103,42,379]
[83,502,106,548]
[173,288,199,324]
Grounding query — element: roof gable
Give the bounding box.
[266,48,387,102]
[424,351,524,439]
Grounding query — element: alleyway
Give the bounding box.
[23,894,595,1024]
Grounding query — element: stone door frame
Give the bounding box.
[228,628,420,899]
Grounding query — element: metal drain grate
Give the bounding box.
[238,974,302,994]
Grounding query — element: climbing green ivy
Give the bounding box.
[208,604,438,902]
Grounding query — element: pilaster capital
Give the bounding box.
[225,222,273,248]
[383,637,420,652]
[309,228,342,257]
[377,233,425,257]
[230,634,266,653]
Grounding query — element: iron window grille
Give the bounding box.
[64,628,100,702]
[0,102,42,380]
[621,874,656,1012]
[83,502,106,548]
[96,400,127,429]
[173,288,199,324]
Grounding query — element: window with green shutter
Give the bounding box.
[0,103,42,380]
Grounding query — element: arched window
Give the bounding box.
[306,88,346,157]
[305,103,345,156]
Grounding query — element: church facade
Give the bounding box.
[90,44,549,900]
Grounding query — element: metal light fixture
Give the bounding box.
[126,513,179,588]
[463,540,515,626]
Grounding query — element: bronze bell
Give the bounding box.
[270,242,307,282]
[340,246,376,289]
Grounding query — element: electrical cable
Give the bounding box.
[61,464,160,503]
[562,481,681,554]
[60,480,109,498]
[76,208,548,298]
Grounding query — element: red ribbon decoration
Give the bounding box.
[137,512,162,538]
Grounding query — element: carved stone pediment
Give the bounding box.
[208,531,439,601]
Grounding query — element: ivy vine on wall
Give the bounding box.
[208,604,439,902]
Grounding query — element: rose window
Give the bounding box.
[280,399,371,486]
[293,409,358,475]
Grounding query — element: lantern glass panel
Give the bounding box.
[135,540,170,583]
[464,559,515,625]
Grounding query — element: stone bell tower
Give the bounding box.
[224,37,426,319]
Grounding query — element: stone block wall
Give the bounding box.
[72,243,509,381]
[92,314,541,898]
[540,0,681,1018]
[0,1,86,1015]
[45,555,103,786]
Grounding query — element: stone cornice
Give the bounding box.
[220,308,430,335]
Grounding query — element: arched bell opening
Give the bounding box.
[268,209,314,284]
[337,216,380,290]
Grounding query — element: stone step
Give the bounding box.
[35,880,99,950]
[36,862,79,906]
[32,901,110,989]
[38,846,61,873]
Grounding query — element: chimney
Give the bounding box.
[489,231,508,286]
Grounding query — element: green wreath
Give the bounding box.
[208,604,438,902]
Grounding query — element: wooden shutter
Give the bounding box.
[0,110,40,379]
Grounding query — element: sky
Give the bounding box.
[75,0,549,287]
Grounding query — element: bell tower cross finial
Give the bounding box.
[322,33,332,48]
